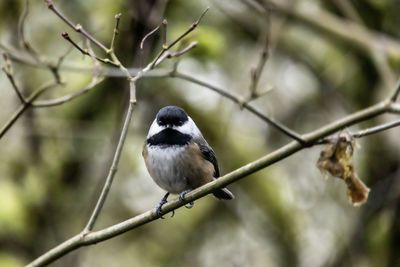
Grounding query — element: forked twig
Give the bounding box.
[2,53,26,103]
[45,0,108,52]
[0,82,58,139]
[61,32,119,67]
[148,8,209,69]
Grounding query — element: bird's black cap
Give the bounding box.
[156,106,188,127]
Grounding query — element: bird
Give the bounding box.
[142,106,234,217]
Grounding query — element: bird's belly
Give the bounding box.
[145,145,190,194]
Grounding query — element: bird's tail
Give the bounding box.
[212,187,235,200]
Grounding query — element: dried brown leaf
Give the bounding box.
[317,133,370,206]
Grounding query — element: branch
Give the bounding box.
[148,7,209,69]
[26,98,397,267]
[167,41,197,57]
[0,47,103,138]
[157,41,198,64]
[32,75,104,107]
[170,71,306,143]
[18,0,42,65]
[140,24,160,49]
[167,8,208,50]
[109,13,122,52]
[61,32,119,67]
[71,12,136,232]
[38,3,138,237]
[352,119,400,139]
[391,80,400,102]
[45,0,108,52]
[248,8,270,101]
[18,0,64,84]
[0,82,57,139]
[83,100,136,232]
[2,53,26,103]
[162,19,167,47]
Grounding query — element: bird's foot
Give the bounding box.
[156,192,175,218]
[179,189,194,209]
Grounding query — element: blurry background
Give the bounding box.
[0,0,400,266]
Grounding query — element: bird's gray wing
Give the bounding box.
[194,138,220,178]
[194,137,234,200]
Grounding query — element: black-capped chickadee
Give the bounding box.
[143,106,234,216]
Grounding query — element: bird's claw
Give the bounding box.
[185,202,194,209]
[156,201,167,219]
[156,192,175,219]
[179,189,194,209]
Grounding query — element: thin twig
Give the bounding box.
[152,41,198,67]
[0,51,169,76]
[2,53,26,103]
[18,0,42,65]
[40,2,138,234]
[390,80,400,102]
[248,8,270,100]
[109,13,122,53]
[162,19,168,48]
[171,71,306,143]
[18,0,30,48]
[0,82,57,139]
[18,0,63,84]
[32,76,104,107]
[167,7,209,50]
[352,119,400,138]
[0,47,104,138]
[61,32,119,67]
[317,117,400,144]
[53,45,73,79]
[26,98,397,267]
[45,0,108,52]
[79,32,137,231]
[167,41,197,58]
[84,101,136,232]
[148,7,209,69]
[140,24,160,49]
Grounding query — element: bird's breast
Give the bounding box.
[143,143,214,194]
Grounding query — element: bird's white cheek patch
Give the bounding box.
[173,117,202,137]
[147,119,164,138]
